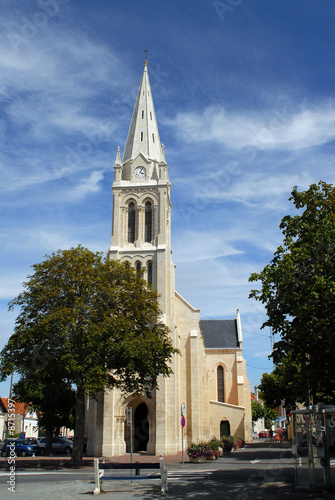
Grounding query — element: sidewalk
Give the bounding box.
[0,440,293,470]
[0,442,334,499]
[0,451,185,471]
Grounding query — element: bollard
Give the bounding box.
[135,461,140,475]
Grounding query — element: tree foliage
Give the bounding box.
[249,181,335,405]
[12,369,75,455]
[251,399,278,429]
[251,400,264,422]
[259,359,303,412]
[264,407,278,430]
[0,246,178,464]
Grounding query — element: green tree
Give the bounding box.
[0,246,177,465]
[263,407,278,430]
[252,399,278,431]
[251,400,265,422]
[249,181,335,406]
[259,359,303,412]
[13,370,75,455]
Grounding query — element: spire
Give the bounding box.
[122,60,163,164]
[114,146,121,166]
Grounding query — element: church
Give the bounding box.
[85,60,253,456]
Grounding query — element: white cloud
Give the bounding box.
[69,170,104,200]
[173,230,242,263]
[175,254,262,318]
[195,171,315,209]
[0,19,129,194]
[166,102,335,151]
[0,274,27,300]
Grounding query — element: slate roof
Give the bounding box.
[200,319,240,349]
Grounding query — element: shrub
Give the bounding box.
[220,435,244,452]
[221,435,234,453]
[187,436,244,459]
[207,439,220,458]
[232,436,244,450]
[186,442,211,458]
[209,437,221,449]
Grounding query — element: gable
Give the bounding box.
[200,319,239,349]
[132,153,151,166]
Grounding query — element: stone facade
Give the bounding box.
[85,61,253,456]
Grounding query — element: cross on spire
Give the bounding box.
[122,54,163,164]
[144,47,149,64]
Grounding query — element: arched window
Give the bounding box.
[124,261,130,269]
[128,203,135,243]
[147,261,153,285]
[145,202,152,243]
[136,261,141,273]
[217,366,224,403]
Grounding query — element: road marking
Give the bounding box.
[0,471,92,477]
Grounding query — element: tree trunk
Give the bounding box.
[44,423,53,456]
[70,390,85,466]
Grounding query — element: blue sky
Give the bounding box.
[1,0,334,397]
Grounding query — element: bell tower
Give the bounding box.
[108,60,175,319]
[85,57,252,459]
[108,60,179,454]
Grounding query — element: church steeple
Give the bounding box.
[122,60,163,164]
[109,59,173,315]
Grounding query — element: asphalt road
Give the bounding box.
[0,441,334,499]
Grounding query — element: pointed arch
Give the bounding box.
[134,402,149,451]
[147,260,153,285]
[217,365,225,403]
[122,394,155,455]
[128,202,136,243]
[145,201,152,243]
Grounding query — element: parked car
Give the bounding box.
[258,430,270,438]
[25,437,38,446]
[1,439,40,457]
[38,437,73,455]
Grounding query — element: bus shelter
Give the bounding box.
[292,404,335,490]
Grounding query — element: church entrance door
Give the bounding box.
[134,402,149,452]
[220,420,230,437]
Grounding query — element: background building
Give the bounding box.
[0,398,39,439]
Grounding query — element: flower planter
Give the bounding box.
[189,456,206,463]
[206,454,217,460]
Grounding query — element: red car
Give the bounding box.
[258,431,270,438]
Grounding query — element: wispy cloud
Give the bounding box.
[0,18,131,198]
[0,274,27,300]
[173,230,242,263]
[194,171,315,208]
[69,170,104,200]
[0,0,333,397]
[166,101,335,151]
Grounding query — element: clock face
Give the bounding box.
[135,166,146,178]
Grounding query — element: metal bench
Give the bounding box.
[93,456,168,494]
